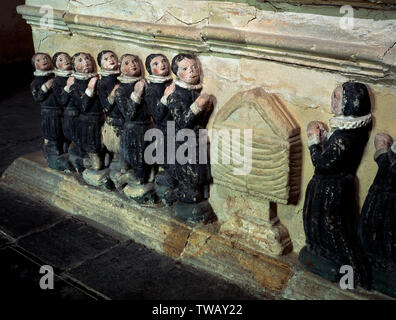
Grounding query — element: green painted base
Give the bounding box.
[174,200,214,224]
[46,154,73,172]
[298,246,341,283]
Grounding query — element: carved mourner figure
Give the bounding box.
[299,81,373,289]
[69,52,104,171]
[115,54,156,202]
[96,50,129,187]
[360,133,396,297]
[164,53,214,223]
[144,54,176,197]
[31,52,70,171]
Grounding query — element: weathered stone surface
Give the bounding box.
[181,223,292,297]
[0,185,66,239]
[282,269,393,300]
[0,246,97,300]
[67,240,258,300]
[1,152,392,299]
[82,168,111,188]
[17,217,119,271]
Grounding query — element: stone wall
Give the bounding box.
[17,0,396,253]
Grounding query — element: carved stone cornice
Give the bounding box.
[17,4,396,83]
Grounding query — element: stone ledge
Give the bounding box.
[0,151,392,300]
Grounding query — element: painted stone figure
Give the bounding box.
[299,81,373,289]
[360,133,396,297]
[96,50,129,188]
[164,53,214,223]
[144,54,176,198]
[115,54,156,202]
[30,53,60,165]
[69,52,104,171]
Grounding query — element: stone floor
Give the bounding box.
[0,82,258,301]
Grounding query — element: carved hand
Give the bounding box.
[307,121,328,143]
[110,84,120,97]
[164,82,175,98]
[195,93,211,110]
[66,76,75,88]
[374,133,393,151]
[44,78,55,90]
[134,79,147,97]
[88,77,98,91]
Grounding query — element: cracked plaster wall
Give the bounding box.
[24,0,396,253]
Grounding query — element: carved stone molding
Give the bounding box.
[17,4,396,83]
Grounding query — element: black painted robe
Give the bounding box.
[115,81,152,181]
[167,84,212,194]
[70,78,104,153]
[31,72,63,142]
[360,150,396,270]
[303,124,372,285]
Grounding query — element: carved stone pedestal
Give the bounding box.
[215,190,292,256]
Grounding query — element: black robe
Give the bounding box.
[70,78,104,153]
[31,73,63,142]
[145,80,173,168]
[115,81,152,181]
[303,124,372,285]
[360,150,396,270]
[167,84,212,201]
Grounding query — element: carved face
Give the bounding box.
[121,55,141,77]
[101,51,118,70]
[34,54,52,71]
[331,85,344,115]
[177,58,199,84]
[74,53,94,73]
[150,55,170,76]
[56,53,71,71]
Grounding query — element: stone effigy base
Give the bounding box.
[0,151,391,300]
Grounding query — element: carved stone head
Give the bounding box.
[171,53,200,84]
[145,54,170,76]
[331,82,371,117]
[97,50,119,71]
[31,53,52,71]
[71,52,95,74]
[52,52,72,71]
[119,54,142,77]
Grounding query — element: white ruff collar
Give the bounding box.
[98,69,120,77]
[34,69,54,76]
[72,72,97,80]
[117,75,143,84]
[329,113,372,130]
[175,79,202,90]
[54,69,72,77]
[148,74,173,84]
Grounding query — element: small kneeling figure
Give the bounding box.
[164,53,214,223]
[30,52,64,169]
[70,52,104,171]
[360,133,396,297]
[115,54,156,203]
[299,82,373,289]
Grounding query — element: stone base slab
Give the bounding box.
[0,151,392,300]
